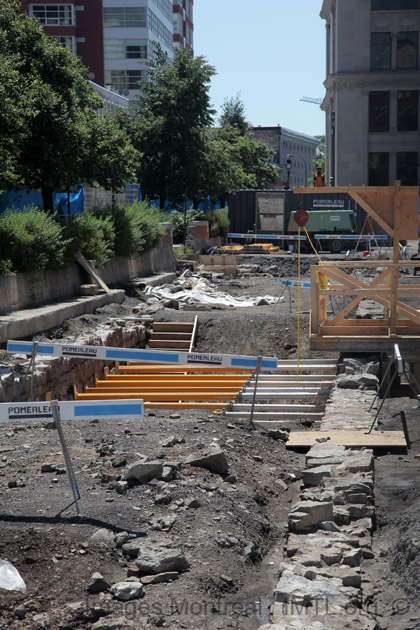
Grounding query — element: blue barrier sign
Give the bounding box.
[228,233,306,241]
[314,234,388,240]
[0,399,144,423]
[281,280,311,289]
[7,341,278,371]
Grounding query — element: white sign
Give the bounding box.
[7,341,278,371]
[0,400,144,423]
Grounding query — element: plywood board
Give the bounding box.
[286,430,407,449]
[74,251,110,294]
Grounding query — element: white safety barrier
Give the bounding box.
[0,399,144,424]
[7,341,278,371]
[314,234,388,241]
[228,233,306,241]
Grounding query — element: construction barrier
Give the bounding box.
[228,233,307,241]
[0,399,144,423]
[7,341,278,371]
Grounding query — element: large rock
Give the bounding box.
[274,572,347,605]
[134,542,190,574]
[184,445,228,474]
[110,581,144,601]
[123,461,163,483]
[302,465,332,487]
[289,501,334,533]
[336,376,361,389]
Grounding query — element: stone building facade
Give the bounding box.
[251,126,319,188]
[321,0,420,186]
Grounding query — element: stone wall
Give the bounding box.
[0,323,147,403]
[0,223,175,315]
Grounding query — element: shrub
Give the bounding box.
[0,207,67,273]
[93,201,165,256]
[61,212,115,267]
[168,208,204,243]
[206,207,229,239]
[134,202,165,252]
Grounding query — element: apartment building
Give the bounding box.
[321,0,420,186]
[251,126,320,188]
[21,1,194,99]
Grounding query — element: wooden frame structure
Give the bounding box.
[294,182,420,351]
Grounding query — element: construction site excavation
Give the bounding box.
[2,189,420,630]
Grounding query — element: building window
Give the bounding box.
[397,152,418,184]
[104,40,148,59]
[371,33,391,69]
[372,0,419,8]
[105,70,144,91]
[103,7,147,28]
[369,152,389,185]
[30,4,74,26]
[126,45,147,59]
[150,0,172,22]
[398,90,418,131]
[148,10,173,49]
[369,92,390,131]
[50,35,75,54]
[397,32,418,69]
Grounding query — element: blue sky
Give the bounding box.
[193,0,326,138]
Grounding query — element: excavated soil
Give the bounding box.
[0,253,419,630]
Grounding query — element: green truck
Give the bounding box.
[287,208,358,253]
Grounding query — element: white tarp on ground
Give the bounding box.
[144,277,282,308]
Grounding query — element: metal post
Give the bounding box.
[15,341,39,402]
[366,355,394,412]
[51,400,81,516]
[366,368,397,434]
[248,356,262,429]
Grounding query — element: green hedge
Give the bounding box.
[0,207,67,273]
[93,201,164,257]
[0,203,166,274]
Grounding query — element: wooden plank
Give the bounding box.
[74,251,110,294]
[329,267,390,325]
[324,319,389,327]
[321,325,390,336]
[148,340,191,349]
[150,332,192,340]
[189,315,198,352]
[286,430,407,449]
[152,322,194,332]
[393,181,401,263]
[350,192,394,237]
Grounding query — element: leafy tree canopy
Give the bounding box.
[126,46,216,208]
[0,0,137,210]
[219,93,250,136]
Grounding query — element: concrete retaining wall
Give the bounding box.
[0,223,175,315]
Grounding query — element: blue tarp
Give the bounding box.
[0,187,85,216]
[54,187,84,217]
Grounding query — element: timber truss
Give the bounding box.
[294,182,420,352]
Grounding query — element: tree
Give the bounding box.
[0,0,137,210]
[201,126,278,204]
[219,93,249,136]
[312,135,325,184]
[128,47,216,208]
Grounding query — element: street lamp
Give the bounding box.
[287,154,308,187]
